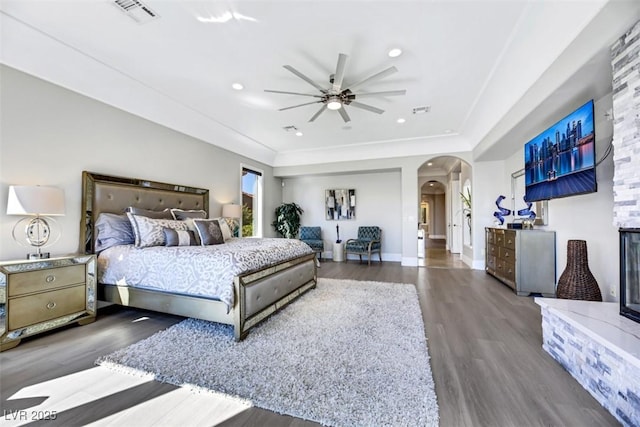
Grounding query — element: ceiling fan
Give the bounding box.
[265,53,406,123]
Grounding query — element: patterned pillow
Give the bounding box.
[170,209,207,220]
[126,207,173,219]
[127,213,188,248]
[193,219,225,246]
[212,217,233,241]
[163,228,197,246]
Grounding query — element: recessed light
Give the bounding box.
[231,83,244,90]
[397,118,406,124]
[429,183,434,186]
[427,162,433,166]
[295,131,303,136]
[388,48,402,58]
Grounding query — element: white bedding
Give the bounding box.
[97,237,314,310]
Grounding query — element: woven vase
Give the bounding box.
[556,240,602,301]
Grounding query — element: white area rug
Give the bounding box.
[96,278,439,426]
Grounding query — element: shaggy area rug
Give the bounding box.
[96,278,439,426]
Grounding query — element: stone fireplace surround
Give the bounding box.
[536,19,640,427]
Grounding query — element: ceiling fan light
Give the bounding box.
[327,99,342,110]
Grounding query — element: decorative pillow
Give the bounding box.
[163,228,197,246]
[193,219,225,246]
[95,213,135,252]
[171,208,207,220]
[125,207,173,219]
[127,213,188,248]
[213,217,233,241]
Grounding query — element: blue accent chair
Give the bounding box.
[299,226,324,260]
[345,226,382,265]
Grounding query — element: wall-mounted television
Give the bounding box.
[524,99,596,202]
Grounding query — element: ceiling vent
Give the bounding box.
[412,106,431,114]
[111,0,159,24]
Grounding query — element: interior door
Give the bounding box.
[450,180,462,254]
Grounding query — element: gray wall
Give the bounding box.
[282,171,402,261]
[0,65,282,260]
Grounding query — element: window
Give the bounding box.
[241,166,263,237]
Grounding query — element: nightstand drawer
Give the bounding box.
[8,284,87,330]
[8,264,85,297]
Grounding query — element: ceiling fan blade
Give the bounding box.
[283,65,327,93]
[349,101,384,114]
[353,89,406,98]
[346,66,398,92]
[279,100,322,111]
[332,53,348,92]
[265,89,322,98]
[309,104,328,122]
[338,107,351,123]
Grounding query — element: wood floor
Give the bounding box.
[0,260,618,426]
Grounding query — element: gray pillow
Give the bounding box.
[163,228,197,246]
[193,219,224,246]
[126,207,173,219]
[171,208,207,220]
[127,213,189,248]
[95,213,135,252]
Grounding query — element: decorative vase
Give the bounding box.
[556,240,602,301]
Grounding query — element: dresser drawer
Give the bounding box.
[488,243,498,257]
[502,261,516,283]
[486,230,495,245]
[8,264,85,297]
[503,231,516,250]
[486,255,496,271]
[499,247,516,262]
[8,284,87,330]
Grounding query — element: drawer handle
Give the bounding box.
[45,275,56,283]
[46,301,57,310]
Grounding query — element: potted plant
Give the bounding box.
[272,203,303,238]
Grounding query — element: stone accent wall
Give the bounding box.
[540,305,640,427]
[612,20,640,228]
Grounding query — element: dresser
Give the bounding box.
[485,227,556,297]
[0,254,97,351]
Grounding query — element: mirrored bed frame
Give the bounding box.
[81,171,317,340]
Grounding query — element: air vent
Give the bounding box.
[412,106,431,114]
[112,0,159,24]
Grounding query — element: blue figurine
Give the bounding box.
[517,198,536,220]
[493,195,512,225]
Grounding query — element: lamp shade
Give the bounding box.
[222,203,242,218]
[7,186,65,216]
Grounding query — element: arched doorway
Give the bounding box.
[418,156,471,269]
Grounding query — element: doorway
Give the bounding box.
[418,156,471,269]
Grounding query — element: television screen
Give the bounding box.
[524,100,596,202]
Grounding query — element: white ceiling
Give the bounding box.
[1,1,638,167]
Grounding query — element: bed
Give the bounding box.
[80,171,317,340]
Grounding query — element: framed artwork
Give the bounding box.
[326,189,355,220]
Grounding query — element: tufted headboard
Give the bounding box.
[81,171,209,254]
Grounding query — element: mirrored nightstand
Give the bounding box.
[0,254,97,351]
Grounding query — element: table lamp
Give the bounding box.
[222,203,242,237]
[7,185,66,259]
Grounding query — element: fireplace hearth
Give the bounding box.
[620,228,640,324]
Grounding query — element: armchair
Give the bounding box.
[345,226,382,265]
[299,226,324,260]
